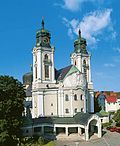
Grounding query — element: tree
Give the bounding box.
[0,76,25,146]
[113,109,120,126]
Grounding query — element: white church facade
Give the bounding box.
[22,19,102,141]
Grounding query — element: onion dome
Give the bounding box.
[36,18,51,48]
[74,29,88,54]
[23,71,33,85]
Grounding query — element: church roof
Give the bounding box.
[23,71,33,85]
[56,65,80,81]
[74,112,93,125]
[56,65,72,81]
[23,112,96,127]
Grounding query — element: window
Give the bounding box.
[75,60,77,66]
[81,108,83,112]
[74,94,77,101]
[34,127,41,133]
[51,113,53,115]
[45,65,49,78]
[65,108,69,113]
[65,94,69,101]
[51,103,53,106]
[44,54,48,60]
[35,66,37,79]
[83,60,87,79]
[74,108,77,113]
[80,94,83,100]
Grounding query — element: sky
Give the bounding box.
[0,0,120,91]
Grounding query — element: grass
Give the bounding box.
[43,141,54,146]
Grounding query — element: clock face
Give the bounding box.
[43,37,49,43]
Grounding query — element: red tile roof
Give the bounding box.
[106,96,117,103]
[117,96,120,99]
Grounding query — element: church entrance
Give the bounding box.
[88,119,98,138]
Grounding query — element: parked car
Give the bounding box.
[109,127,116,132]
[116,127,120,133]
[108,126,120,133]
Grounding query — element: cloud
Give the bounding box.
[61,0,100,12]
[104,63,115,67]
[62,0,81,11]
[62,9,113,46]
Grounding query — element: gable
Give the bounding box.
[56,65,80,81]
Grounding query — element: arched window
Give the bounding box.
[45,65,49,79]
[65,94,69,101]
[83,59,87,79]
[81,108,83,112]
[44,54,48,60]
[80,94,83,100]
[74,94,77,101]
[35,66,37,79]
[65,108,69,113]
[75,60,77,66]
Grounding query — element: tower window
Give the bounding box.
[75,60,77,66]
[65,108,69,113]
[45,65,49,78]
[74,94,77,101]
[65,94,69,101]
[80,95,83,100]
[83,60,87,79]
[44,54,48,60]
[35,66,37,79]
[51,103,53,106]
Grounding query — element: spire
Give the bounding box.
[78,29,81,39]
[41,16,44,29]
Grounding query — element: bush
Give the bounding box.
[102,122,111,128]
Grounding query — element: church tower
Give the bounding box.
[32,19,56,118]
[71,30,94,113]
[32,19,55,83]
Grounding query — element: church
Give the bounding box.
[22,19,102,141]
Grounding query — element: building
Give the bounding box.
[95,91,120,113]
[23,19,102,141]
[105,92,120,113]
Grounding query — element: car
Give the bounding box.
[109,127,116,132]
[116,127,120,133]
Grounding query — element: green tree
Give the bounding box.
[113,109,120,126]
[0,76,25,146]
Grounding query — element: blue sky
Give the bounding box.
[0,0,120,91]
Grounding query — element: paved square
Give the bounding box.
[54,131,120,146]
